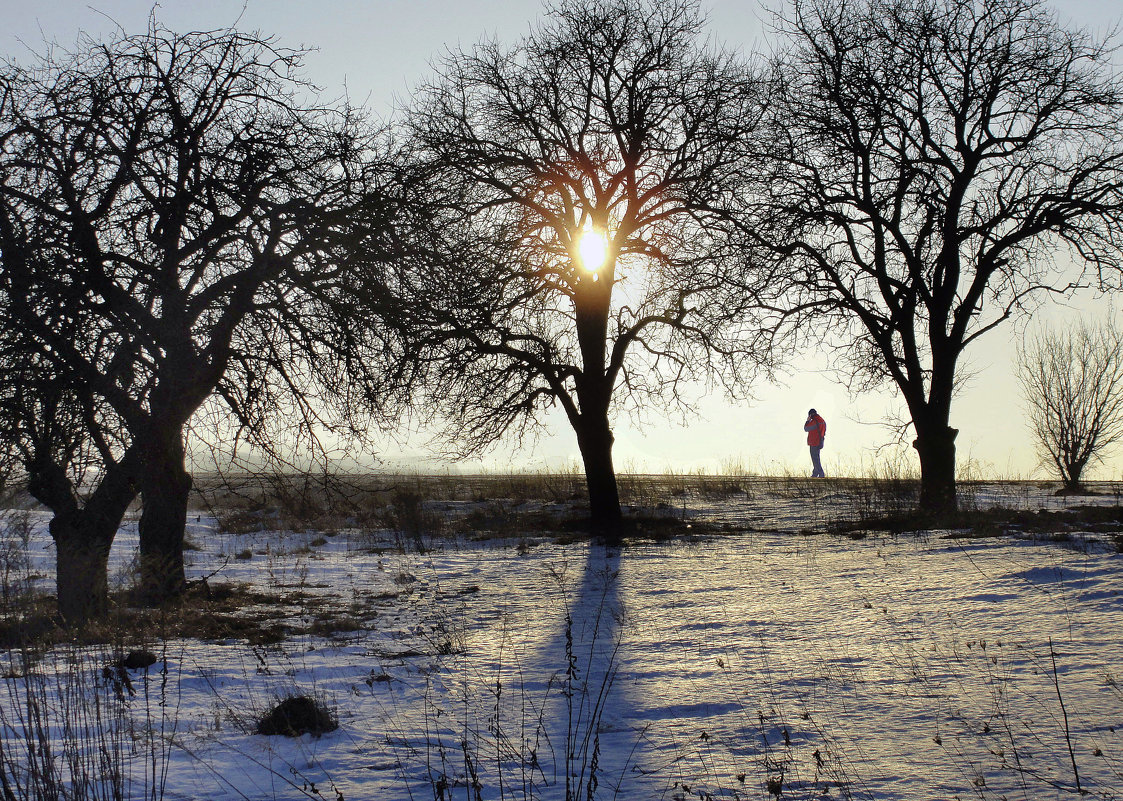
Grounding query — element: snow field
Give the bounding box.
[0,484,1120,799]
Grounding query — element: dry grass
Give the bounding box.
[0,580,383,650]
[188,469,1123,544]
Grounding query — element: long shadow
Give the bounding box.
[529,541,630,800]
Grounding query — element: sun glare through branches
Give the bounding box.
[575,224,609,278]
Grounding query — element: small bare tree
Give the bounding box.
[1017,317,1123,492]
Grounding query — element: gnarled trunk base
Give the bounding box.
[575,415,623,546]
[914,426,958,516]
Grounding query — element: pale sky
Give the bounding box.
[4,0,1122,480]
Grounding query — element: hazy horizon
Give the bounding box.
[4,0,1122,481]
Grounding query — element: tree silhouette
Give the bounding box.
[396,0,775,537]
[1017,317,1123,493]
[0,25,397,620]
[760,0,1123,513]
[0,303,138,621]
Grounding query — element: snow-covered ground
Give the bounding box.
[1,481,1121,800]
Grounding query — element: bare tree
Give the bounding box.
[1017,317,1123,492]
[759,0,1123,514]
[0,25,398,620]
[0,316,140,620]
[395,0,775,537]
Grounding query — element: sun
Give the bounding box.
[576,227,609,273]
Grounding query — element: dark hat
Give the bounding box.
[808,408,816,415]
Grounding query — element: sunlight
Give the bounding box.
[576,226,609,273]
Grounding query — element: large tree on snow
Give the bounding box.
[0,25,399,621]
[396,0,777,538]
[759,0,1123,514]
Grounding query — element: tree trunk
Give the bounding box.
[28,456,137,625]
[1062,459,1087,493]
[913,424,959,516]
[51,514,115,625]
[137,428,191,604]
[574,412,623,545]
[572,262,622,543]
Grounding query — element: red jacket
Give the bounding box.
[804,414,826,447]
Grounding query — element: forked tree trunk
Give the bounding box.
[913,423,959,516]
[137,428,191,604]
[1060,455,1089,493]
[575,412,623,544]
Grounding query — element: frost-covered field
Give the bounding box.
[1,480,1121,800]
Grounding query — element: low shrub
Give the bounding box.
[256,695,337,737]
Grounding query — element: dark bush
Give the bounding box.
[256,695,338,737]
[122,649,158,669]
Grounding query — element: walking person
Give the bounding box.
[804,409,827,477]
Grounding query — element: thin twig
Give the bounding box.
[1048,638,1084,796]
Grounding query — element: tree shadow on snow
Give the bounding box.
[530,543,630,799]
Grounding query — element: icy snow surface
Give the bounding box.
[3,482,1123,800]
